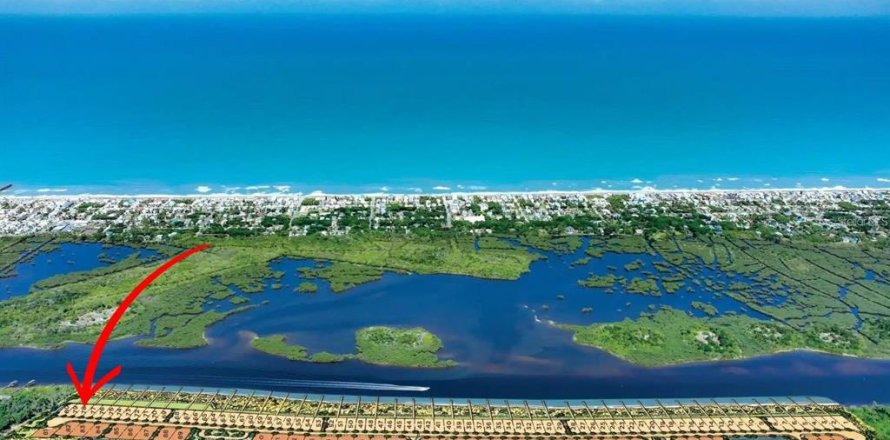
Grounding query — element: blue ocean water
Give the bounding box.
[1,15,889,194]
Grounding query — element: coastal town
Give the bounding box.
[0,189,887,242]
[2,386,875,440]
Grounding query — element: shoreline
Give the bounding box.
[568,335,883,369]
[5,328,887,370]
[3,185,890,200]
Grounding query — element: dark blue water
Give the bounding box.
[1,242,890,404]
[2,15,890,194]
[0,243,150,300]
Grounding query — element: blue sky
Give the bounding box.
[2,0,890,16]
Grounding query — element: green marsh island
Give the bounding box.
[250,326,455,368]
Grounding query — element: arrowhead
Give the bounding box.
[66,362,122,407]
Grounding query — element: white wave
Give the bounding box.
[195,185,212,193]
[630,178,643,184]
[432,185,450,191]
[877,178,890,183]
[820,177,830,182]
[36,188,67,193]
[379,186,390,192]
[274,185,291,193]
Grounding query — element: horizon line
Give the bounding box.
[3,11,890,18]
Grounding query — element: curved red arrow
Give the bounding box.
[67,243,210,406]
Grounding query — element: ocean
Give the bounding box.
[1,15,889,195]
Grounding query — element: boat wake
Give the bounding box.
[136,376,430,393]
[241,378,430,392]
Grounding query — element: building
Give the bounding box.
[23,385,870,440]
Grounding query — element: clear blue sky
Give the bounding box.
[2,0,889,16]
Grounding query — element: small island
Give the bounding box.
[295,282,318,293]
[557,307,880,367]
[250,326,455,368]
[297,262,385,293]
[578,273,618,288]
[355,326,456,368]
[250,335,310,360]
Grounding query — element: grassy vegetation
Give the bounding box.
[624,277,661,296]
[199,233,539,280]
[218,265,283,293]
[563,235,890,365]
[570,256,591,267]
[662,279,685,293]
[0,233,537,349]
[586,236,651,257]
[691,301,718,316]
[295,282,318,293]
[251,327,454,368]
[228,296,248,305]
[578,274,619,288]
[31,253,155,290]
[517,235,582,253]
[299,262,384,293]
[4,229,890,368]
[355,326,456,368]
[850,406,890,440]
[559,307,887,367]
[137,308,250,348]
[0,386,71,432]
[0,236,57,278]
[310,352,351,363]
[250,335,309,361]
[624,259,644,271]
[0,241,270,349]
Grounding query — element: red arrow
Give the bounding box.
[66,243,210,406]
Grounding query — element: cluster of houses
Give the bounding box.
[0,189,886,241]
